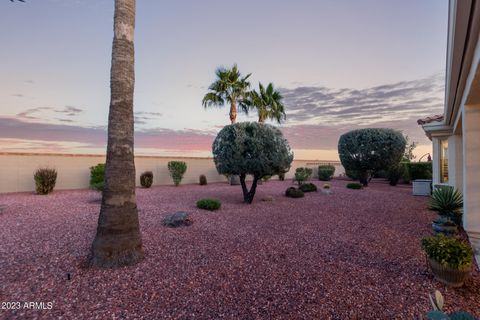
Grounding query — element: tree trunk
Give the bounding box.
[239,174,259,204]
[359,171,369,187]
[229,99,237,124]
[90,0,144,268]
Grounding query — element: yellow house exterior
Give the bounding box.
[419,0,480,265]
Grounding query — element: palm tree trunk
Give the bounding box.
[90,0,144,268]
[229,99,237,124]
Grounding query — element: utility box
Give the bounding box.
[413,179,432,196]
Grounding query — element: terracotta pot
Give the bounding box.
[428,258,470,287]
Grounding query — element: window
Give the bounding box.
[440,139,448,183]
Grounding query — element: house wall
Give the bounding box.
[463,104,480,253]
[0,153,344,194]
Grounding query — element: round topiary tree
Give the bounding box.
[213,122,293,203]
[338,128,406,186]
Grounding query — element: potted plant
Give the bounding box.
[431,216,458,235]
[421,234,473,287]
[321,183,332,195]
[430,186,463,234]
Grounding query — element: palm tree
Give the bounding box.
[202,64,251,124]
[249,82,286,124]
[90,0,144,268]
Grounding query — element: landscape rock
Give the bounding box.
[161,211,192,227]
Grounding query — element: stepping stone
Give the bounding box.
[161,211,192,228]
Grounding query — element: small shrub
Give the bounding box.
[345,169,361,181]
[421,234,473,269]
[285,187,304,198]
[262,175,272,182]
[294,167,312,185]
[318,165,335,181]
[196,198,221,211]
[278,172,286,181]
[199,174,207,185]
[299,183,317,192]
[407,162,432,180]
[323,183,331,189]
[168,161,187,186]
[89,163,105,191]
[346,182,362,190]
[387,163,405,186]
[34,168,57,195]
[140,171,153,188]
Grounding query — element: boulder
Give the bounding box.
[161,212,192,228]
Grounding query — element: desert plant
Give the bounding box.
[199,174,207,185]
[318,165,335,181]
[346,183,363,190]
[196,198,221,211]
[421,235,473,270]
[430,187,463,225]
[168,161,187,186]
[338,128,406,186]
[299,183,317,192]
[387,162,406,186]
[140,171,153,188]
[285,187,304,198]
[426,290,476,320]
[89,163,105,191]
[212,122,293,203]
[33,168,57,195]
[294,167,312,185]
[406,162,433,180]
[262,175,272,182]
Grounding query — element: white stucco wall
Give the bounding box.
[0,153,344,194]
[462,104,480,254]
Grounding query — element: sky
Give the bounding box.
[0,0,448,160]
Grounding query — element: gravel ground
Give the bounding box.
[0,179,479,319]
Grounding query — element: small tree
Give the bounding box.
[168,161,187,186]
[338,128,406,186]
[212,122,293,203]
[403,135,418,162]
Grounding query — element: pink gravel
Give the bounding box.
[0,179,479,319]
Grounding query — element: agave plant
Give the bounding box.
[429,186,463,225]
[426,290,476,320]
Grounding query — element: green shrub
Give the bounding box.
[199,174,207,185]
[338,128,406,186]
[346,182,362,190]
[299,183,317,192]
[168,161,187,186]
[89,163,105,191]
[196,198,221,211]
[318,165,335,181]
[285,187,304,198]
[407,162,432,180]
[262,175,272,182]
[140,171,153,188]
[34,168,57,195]
[294,167,312,185]
[430,187,463,225]
[387,162,406,186]
[421,234,473,269]
[345,169,361,180]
